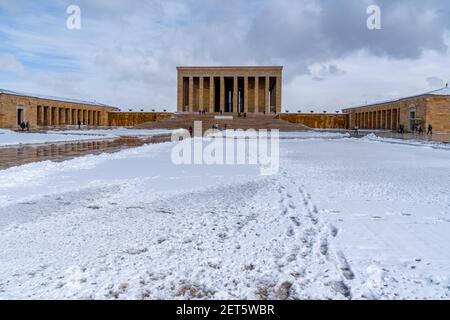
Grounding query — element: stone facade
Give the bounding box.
[0,91,118,129]
[343,91,450,133]
[108,112,172,127]
[177,66,282,114]
[280,113,349,129]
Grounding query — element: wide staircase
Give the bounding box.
[136,113,310,132]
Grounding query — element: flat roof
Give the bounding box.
[0,88,117,109]
[344,86,450,111]
[177,66,283,70]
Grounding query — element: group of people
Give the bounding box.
[19,121,30,131]
[187,123,228,137]
[412,124,433,136]
[353,123,433,136]
[19,120,86,131]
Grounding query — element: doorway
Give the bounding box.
[409,111,416,131]
[17,108,24,126]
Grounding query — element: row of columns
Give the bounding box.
[180,75,281,114]
[37,106,103,127]
[354,108,400,130]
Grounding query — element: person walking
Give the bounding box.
[354,125,359,136]
[188,126,193,137]
[20,121,26,131]
[26,121,30,132]
[78,120,81,129]
[427,124,433,136]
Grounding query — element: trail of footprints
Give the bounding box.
[277,170,355,299]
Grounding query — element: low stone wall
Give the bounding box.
[108,112,173,127]
[280,113,349,129]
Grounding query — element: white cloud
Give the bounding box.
[0,0,449,112]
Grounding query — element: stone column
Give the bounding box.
[254,77,259,113]
[390,110,393,130]
[233,76,238,113]
[62,108,66,125]
[244,76,249,113]
[276,76,282,114]
[384,110,389,129]
[209,76,214,113]
[188,77,194,113]
[177,73,183,113]
[39,107,44,126]
[220,76,225,113]
[199,77,204,112]
[265,76,270,114]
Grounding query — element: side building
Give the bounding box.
[0,89,118,129]
[343,86,450,133]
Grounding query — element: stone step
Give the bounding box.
[136,114,310,132]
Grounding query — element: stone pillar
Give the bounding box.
[390,110,393,130]
[177,73,183,113]
[374,111,376,128]
[276,76,282,114]
[254,77,259,113]
[60,108,67,125]
[209,76,214,113]
[265,76,270,114]
[55,108,59,126]
[220,76,225,113]
[199,77,204,112]
[188,77,194,113]
[385,110,389,129]
[39,107,44,126]
[244,76,249,113]
[233,76,238,113]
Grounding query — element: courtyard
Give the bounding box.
[0,131,449,299]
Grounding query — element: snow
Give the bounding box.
[0,133,449,299]
[46,128,174,137]
[0,128,173,147]
[0,131,114,147]
[362,133,450,150]
[207,130,350,139]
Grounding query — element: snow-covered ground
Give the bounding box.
[0,128,173,147]
[0,130,114,147]
[0,133,449,299]
[46,128,173,138]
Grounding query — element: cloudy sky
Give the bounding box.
[0,0,449,112]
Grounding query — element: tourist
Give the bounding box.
[188,126,193,137]
[418,125,424,135]
[20,121,26,131]
[399,125,405,134]
[427,124,433,136]
[26,122,30,132]
[354,125,359,136]
[78,120,81,129]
